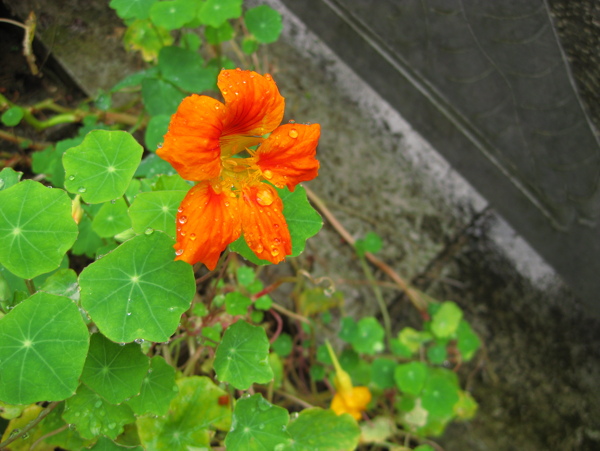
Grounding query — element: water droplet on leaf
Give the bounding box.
[144,227,154,235]
[77,187,87,193]
[68,175,75,181]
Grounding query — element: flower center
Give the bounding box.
[217,150,263,195]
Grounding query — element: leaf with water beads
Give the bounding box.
[0,180,78,279]
[0,292,89,404]
[126,355,178,416]
[137,376,231,450]
[63,130,143,204]
[224,394,291,451]
[128,190,187,239]
[78,232,195,343]
[63,384,135,440]
[286,408,361,451]
[214,320,273,389]
[80,333,149,405]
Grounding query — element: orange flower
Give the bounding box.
[326,341,372,420]
[157,68,320,269]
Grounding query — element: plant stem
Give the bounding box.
[357,253,392,347]
[24,279,36,295]
[0,401,59,450]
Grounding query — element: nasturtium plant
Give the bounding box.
[244,5,283,44]
[79,232,195,343]
[286,408,361,451]
[0,180,78,279]
[126,355,178,416]
[0,292,89,404]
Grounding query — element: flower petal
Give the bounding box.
[330,386,372,420]
[157,94,226,181]
[174,182,241,270]
[218,69,285,155]
[240,183,291,264]
[257,123,320,191]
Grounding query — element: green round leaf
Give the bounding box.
[456,320,481,361]
[92,198,132,238]
[351,317,385,355]
[124,19,174,61]
[242,36,259,55]
[197,0,242,28]
[214,320,273,389]
[1,106,24,126]
[225,291,252,316]
[244,5,282,44]
[355,231,383,257]
[205,21,235,45]
[145,114,170,151]
[427,342,448,364]
[110,0,157,20]
[126,355,178,416]
[63,384,135,440]
[79,232,195,343]
[224,394,290,450]
[0,180,78,279]
[431,301,463,338]
[149,0,196,30]
[0,292,89,404]
[0,167,22,192]
[371,358,398,389]
[80,333,150,404]
[142,78,186,116]
[63,130,144,204]
[158,46,218,93]
[421,372,460,418]
[129,190,187,238]
[271,333,292,357]
[394,361,428,396]
[137,376,231,450]
[287,408,361,451]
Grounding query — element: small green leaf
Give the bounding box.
[338,316,358,342]
[137,376,231,449]
[63,130,143,204]
[158,46,217,93]
[126,355,178,416]
[79,232,195,343]
[453,391,478,420]
[351,317,385,355]
[271,333,292,357]
[38,268,79,301]
[0,167,22,191]
[80,333,150,404]
[430,301,463,338]
[63,384,135,440]
[0,180,78,279]
[150,0,196,30]
[145,114,170,151]
[181,32,201,51]
[398,327,432,353]
[254,295,272,311]
[110,0,157,20]
[426,342,448,364]
[214,320,273,389]
[142,78,186,116]
[90,436,144,451]
[224,394,290,450]
[1,106,24,126]
[286,408,361,451]
[456,320,481,361]
[394,361,428,396]
[124,19,173,62]
[421,370,460,418]
[236,265,255,286]
[197,0,242,28]
[92,198,132,238]
[225,291,252,316]
[371,358,397,389]
[128,190,187,238]
[241,36,259,55]
[205,21,234,44]
[244,5,282,44]
[0,293,89,404]
[355,231,383,257]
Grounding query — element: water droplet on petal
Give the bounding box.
[177,207,183,213]
[256,244,264,253]
[224,201,230,207]
[263,169,273,180]
[288,129,299,139]
[176,249,184,256]
[256,188,274,206]
[288,119,296,124]
[179,215,188,224]
[190,233,196,241]
[271,248,280,257]
[274,224,279,229]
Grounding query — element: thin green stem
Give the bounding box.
[357,253,392,347]
[24,279,36,296]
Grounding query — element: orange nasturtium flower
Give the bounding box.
[326,341,372,420]
[157,68,320,270]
